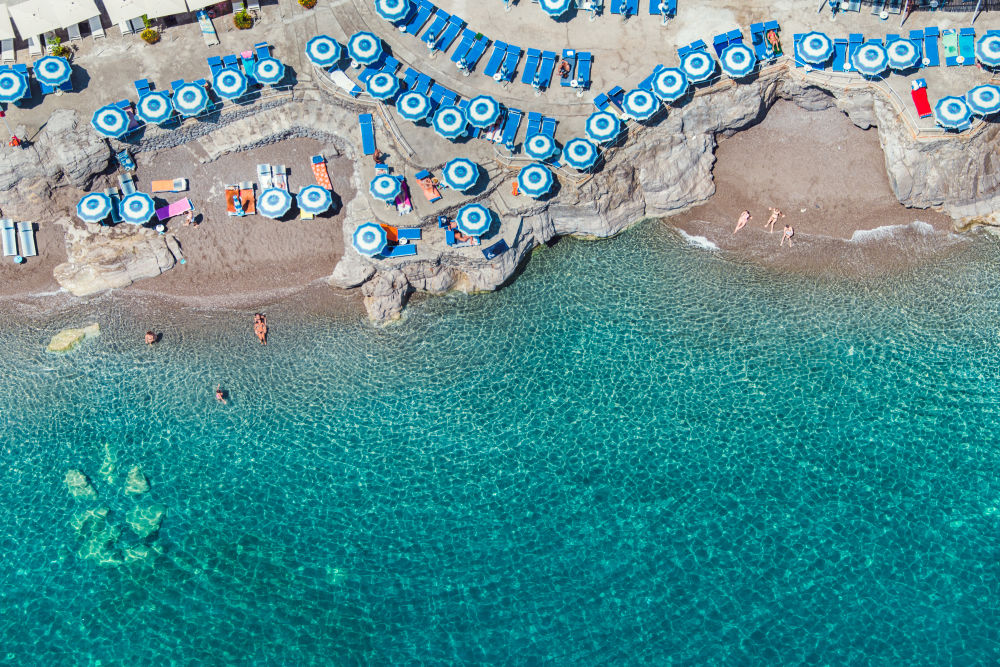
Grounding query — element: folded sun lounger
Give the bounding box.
[16,222,36,258]
[155,197,193,222]
[151,179,188,193]
[1,219,15,257]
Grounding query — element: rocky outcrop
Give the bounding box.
[0,109,109,193]
[125,504,166,540]
[47,323,100,353]
[53,221,181,296]
[125,466,150,495]
[64,469,98,498]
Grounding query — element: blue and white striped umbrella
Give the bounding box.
[91,104,130,137]
[172,83,209,116]
[374,0,411,23]
[720,43,756,79]
[366,72,400,100]
[0,68,27,103]
[622,89,659,120]
[353,222,388,257]
[258,187,293,219]
[466,95,501,128]
[76,192,113,223]
[396,91,432,121]
[935,95,973,129]
[119,192,155,225]
[799,31,834,65]
[539,0,572,17]
[297,184,333,214]
[370,174,401,202]
[886,39,920,70]
[213,67,248,100]
[136,91,173,124]
[348,32,383,66]
[525,133,557,159]
[433,105,467,139]
[34,55,71,86]
[976,33,1000,68]
[652,67,688,102]
[852,42,889,77]
[455,203,492,237]
[562,137,598,170]
[680,50,715,83]
[966,85,1000,116]
[306,35,342,68]
[255,57,285,85]
[442,158,479,191]
[585,110,621,144]
[517,163,554,198]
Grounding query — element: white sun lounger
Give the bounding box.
[17,222,36,258]
[118,173,136,196]
[1,219,16,257]
[68,22,83,42]
[198,11,219,48]
[1,39,13,62]
[27,35,42,56]
[248,0,261,11]
[272,165,288,190]
[257,163,273,189]
[151,178,188,193]
[89,16,105,39]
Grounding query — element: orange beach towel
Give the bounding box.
[379,224,399,243]
[312,155,333,189]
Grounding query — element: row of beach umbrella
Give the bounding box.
[306,32,383,69]
[352,200,495,257]
[797,30,1000,74]
[0,55,71,103]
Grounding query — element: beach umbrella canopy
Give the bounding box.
[441,158,479,191]
[852,42,889,77]
[396,90,432,121]
[517,163,554,198]
[297,185,333,214]
[348,31,383,65]
[886,39,920,70]
[652,67,688,102]
[720,43,756,79]
[353,222,387,257]
[0,67,28,103]
[966,84,1000,116]
[586,110,621,144]
[254,57,285,86]
[213,67,248,100]
[34,55,71,86]
[466,95,501,128]
[432,105,467,139]
[172,83,209,116]
[455,203,493,237]
[91,104,130,138]
[622,88,659,121]
[539,0,572,17]
[525,133,557,160]
[119,192,155,225]
[799,31,834,65]
[680,50,715,83]
[306,35,342,68]
[976,33,1000,68]
[366,72,399,100]
[136,91,173,124]
[258,188,293,219]
[562,137,598,170]
[934,95,973,129]
[370,174,401,202]
[374,0,410,23]
[76,192,113,223]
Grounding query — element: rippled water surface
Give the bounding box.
[3,224,1000,664]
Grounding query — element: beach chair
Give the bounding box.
[16,222,36,258]
[451,30,476,66]
[155,197,193,222]
[207,56,223,77]
[607,86,625,109]
[118,173,136,196]
[381,244,418,258]
[401,0,433,35]
[225,185,245,216]
[638,66,661,93]
[501,107,523,149]
[943,29,959,66]
[521,49,541,85]
[396,227,422,241]
[923,27,940,67]
[68,22,82,42]
[359,113,376,156]
[105,188,122,224]
[329,70,362,96]
[241,51,257,85]
[1,219,15,257]
[380,56,400,76]
[832,39,848,71]
[151,179,188,193]
[535,51,557,90]
[484,41,508,78]
[257,163,273,189]
[414,170,442,202]
[750,23,768,60]
[911,79,932,118]
[311,155,333,189]
[959,28,975,66]
[575,52,592,90]
[272,165,288,190]
[526,112,542,139]
[792,33,807,67]
[416,72,434,94]
[499,45,521,83]
[541,117,557,139]
[429,83,458,107]
[403,67,419,90]
[1,39,13,62]
[482,239,509,260]
[239,182,256,214]
[254,42,271,60]
[27,36,42,57]
[464,34,490,70]
[89,16,105,39]
[436,16,465,53]
[197,10,219,47]
[422,10,450,48]
[171,79,185,92]
[134,78,152,98]
[560,49,577,87]
[908,30,924,62]
[222,54,238,69]
[712,32,730,58]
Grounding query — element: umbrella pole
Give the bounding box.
[973,0,983,25]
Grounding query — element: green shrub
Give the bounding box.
[234,9,253,29]
[299,0,317,8]
[140,28,159,44]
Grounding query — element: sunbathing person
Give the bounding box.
[767,30,782,55]
[558,60,571,78]
[454,230,473,244]
[254,314,268,345]
[765,207,784,233]
[734,210,751,234]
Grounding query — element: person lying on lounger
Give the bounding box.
[558,61,571,78]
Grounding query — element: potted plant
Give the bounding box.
[46,36,71,58]
[299,0,317,8]
[139,15,159,44]
[233,9,253,29]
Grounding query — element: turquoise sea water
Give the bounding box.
[3,222,1000,664]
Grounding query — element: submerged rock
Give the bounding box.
[71,507,109,535]
[125,465,149,495]
[64,469,98,498]
[98,443,117,485]
[126,504,167,540]
[47,323,100,353]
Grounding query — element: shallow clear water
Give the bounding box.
[3,223,1000,664]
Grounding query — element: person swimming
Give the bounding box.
[253,314,268,345]
[215,386,227,404]
[144,331,157,345]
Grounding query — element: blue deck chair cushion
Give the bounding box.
[484,41,508,78]
[521,49,541,85]
[501,108,523,148]
[359,114,375,155]
[535,51,556,88]
[482,239,509,260]
[501,46,521,82]
[560,49,577,87]
[422,11,449,47]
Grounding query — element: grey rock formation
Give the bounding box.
[125,465,150,495]
[0,109,109,193]
[126,504,167,540]
[64,469,98,499]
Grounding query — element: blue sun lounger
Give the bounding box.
[222,54,238,69]
[381,244,417,258]
[832,38,848,71]
[451,29,475,64]
[847,33,863,67]
[106,188,123,224]
[638,65,663,92]
[923,27,940,67]
[525,111,542,138]
[134,78,152,97]
[403,67,433,93]
[501,107,523,149]
[455,99,481,138]
[359,113,375,156]
[521,48,540,85]
[422,10,449,48]
[429,83,458,107]
[541,116,557,140]
[463,33,490,71]
[908,29,924,62]
[611,0,639,16]
[575,52,592,89]
[401,0,433,35]
[436,16,465,52]
[792,33,805,67]
[396,227,422,241]
[959,28,975,65]
[535,51,556,89]
[560,49,577,87]
[500,45,522,82]
[650,0,676,15]
[119,173,136,196]
[484,41,508,78]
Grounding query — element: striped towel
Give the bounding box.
[197,11,219,47]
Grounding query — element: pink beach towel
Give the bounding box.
[155,197,193,221]
[394,179,412,215]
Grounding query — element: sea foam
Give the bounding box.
[677,229,719,251]
[849,220,936,244]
